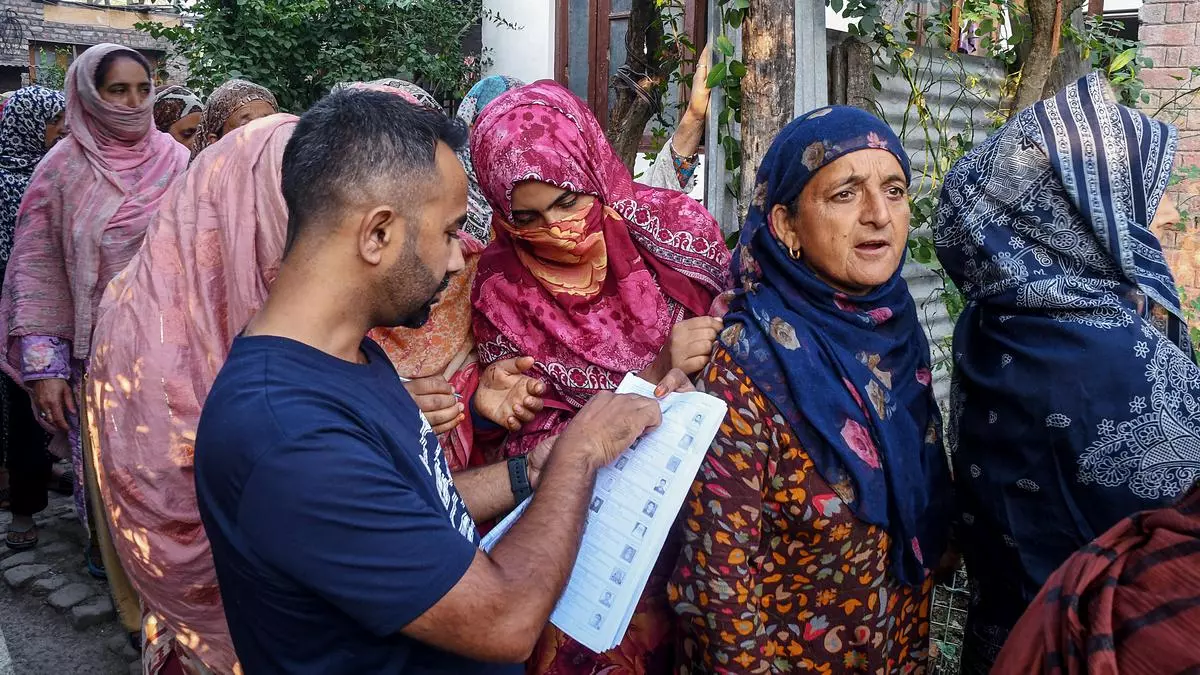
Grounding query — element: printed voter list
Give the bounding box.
[481,373,728,653]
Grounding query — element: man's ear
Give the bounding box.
[357,205,402,266]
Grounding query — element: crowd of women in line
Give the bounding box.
[0,39,1196,675]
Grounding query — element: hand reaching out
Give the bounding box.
[473,356,546,432]
[641,317,722,384]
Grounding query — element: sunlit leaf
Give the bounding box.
[1107,47,1137,75]
[716,34,735,57]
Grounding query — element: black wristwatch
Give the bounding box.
[508,456,533,503]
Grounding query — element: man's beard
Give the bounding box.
[393,267,452,329]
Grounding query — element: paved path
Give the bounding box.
[0,493,138,674]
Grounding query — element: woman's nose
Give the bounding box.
[861,188,893,228]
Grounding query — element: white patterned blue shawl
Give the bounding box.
[0,85,64,273]
[935,72,1200,667]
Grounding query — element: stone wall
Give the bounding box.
[0,0,177,69]
[1139,0,1200,301]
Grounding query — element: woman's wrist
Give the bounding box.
[671,110,705,159]
[637,352,668,384]
[469,392,503,431]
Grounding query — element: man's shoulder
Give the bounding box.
[198,338,369,469]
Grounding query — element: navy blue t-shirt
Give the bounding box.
[195,335,519,674]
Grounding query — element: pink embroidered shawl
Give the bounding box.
[0,44,188,374]
[469,81,729,458]
[86,114,298,674]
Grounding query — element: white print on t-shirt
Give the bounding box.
[417,413,478,542]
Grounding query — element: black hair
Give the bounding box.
[281,89,468,253]
[94,49,153,90]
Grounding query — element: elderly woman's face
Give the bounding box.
[770,149,910,295]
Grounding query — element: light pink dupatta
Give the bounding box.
[87,114,298,674]
[0,44,188,374]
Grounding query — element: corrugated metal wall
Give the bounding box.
[872,42,1006,406]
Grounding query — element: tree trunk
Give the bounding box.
[605,0,665,171]
[1012,0,1062,112]
[738,0,795,221]
[1044,2,1090,98]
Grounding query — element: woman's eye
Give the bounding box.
[834,190,854,202]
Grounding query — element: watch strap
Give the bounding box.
[508,456,533,503]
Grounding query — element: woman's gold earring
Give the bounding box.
[788,246,802,260]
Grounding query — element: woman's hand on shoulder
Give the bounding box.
[474,356,546,432]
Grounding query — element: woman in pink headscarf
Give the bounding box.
[0,44,188,575]
[87,113,296,675]
[470,80,730,674]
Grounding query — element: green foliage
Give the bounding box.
[1064,15,1151,107]
[137,0,508,111]
[1171,164,1200,231]
[643,0,699,165]
[33,48,71,90]
[709,0,749,204]
[1178,286,1200,347]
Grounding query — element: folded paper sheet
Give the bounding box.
[481,373,728,653]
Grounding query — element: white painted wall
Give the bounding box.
[482,0,557,83]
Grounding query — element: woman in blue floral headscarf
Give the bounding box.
[935,72,1200,674]
[669,106,953,674]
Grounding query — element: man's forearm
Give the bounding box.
[454,462,517,523]
[487,445,599,637]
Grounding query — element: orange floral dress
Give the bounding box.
[669,347,934,674]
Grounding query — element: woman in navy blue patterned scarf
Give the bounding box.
[670,106,953,673]
[936,72,1200,673]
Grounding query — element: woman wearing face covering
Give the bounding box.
[470,80,729,674]
[0,44,188,583]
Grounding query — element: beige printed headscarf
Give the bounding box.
[190,78,277,160]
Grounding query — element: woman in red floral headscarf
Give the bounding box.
[470,80,729,674]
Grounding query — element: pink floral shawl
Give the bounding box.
[0,44,188,374]
[86,114,298,674]
[469,81,729,457]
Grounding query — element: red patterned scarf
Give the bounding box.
[993,484,1200,674]
[469,81,728,456]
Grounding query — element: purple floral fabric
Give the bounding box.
[18,334,85,530]
[19,334,70,381]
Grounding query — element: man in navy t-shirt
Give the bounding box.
[195,90,679,674]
